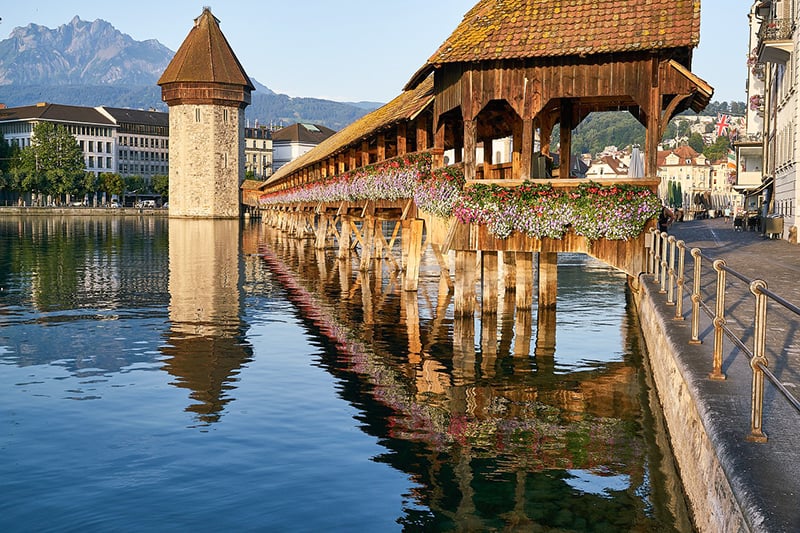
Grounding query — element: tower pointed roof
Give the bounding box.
[159,8,254,89]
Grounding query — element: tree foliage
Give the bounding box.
[703,135,731,163]
[124,175,146,194]
[688,132,705,153]
[11,122,85,197]
[99,172,124,197]
[152,174,169,199]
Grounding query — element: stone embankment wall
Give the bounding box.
[0,207,168,216]
[633,277,749,532]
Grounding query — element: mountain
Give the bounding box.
[0,17,378,130]
[0,16,173,86]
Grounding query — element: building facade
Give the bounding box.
[0,102,117,177]
[750,0,799,240]
[99,107,169,181]
[272,123,336,172]
[657,145,712,216]
[244,126,273,179]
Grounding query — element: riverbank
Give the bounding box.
[635,218,800,532]
[0,206,168,216]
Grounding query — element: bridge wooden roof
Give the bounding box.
[266,75,434,185]
[407,0,701,89]
[158,8,254,90]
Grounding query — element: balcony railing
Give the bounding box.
[759,17,794,42]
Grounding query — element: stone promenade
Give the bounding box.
[639,216,800,532]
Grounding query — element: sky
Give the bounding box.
[1,1,751,104]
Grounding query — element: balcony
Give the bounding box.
[758,18,794,64]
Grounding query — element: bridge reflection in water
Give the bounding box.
[245,221,692,531]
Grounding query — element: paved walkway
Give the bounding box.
[649,217,800,532]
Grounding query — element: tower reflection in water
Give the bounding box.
[162,219,252,425]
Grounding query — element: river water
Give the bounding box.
[0,216,692,532]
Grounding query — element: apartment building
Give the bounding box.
[98,107,169,180]
[749,0,798,239]
[0,102,117,176]
[244,126,273,179]
[0,102,171,185]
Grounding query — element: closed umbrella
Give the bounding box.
[627,146,644,177]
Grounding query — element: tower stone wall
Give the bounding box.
[169,104,245,218]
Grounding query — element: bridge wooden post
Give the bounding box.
[503,252,516,292]
[337,215,351,260]
[454,250,477,316]
[315,214,328,249]
[538,251,558,309]
[481,251,499,315]
[515,252,534,310]
[359,211,375,271]
[403,219,424,291]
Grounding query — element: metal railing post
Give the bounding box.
[674,240,686,320]
[747,279,769,443]
[689,248,702,345]
[659,232,668,293]
[666,236,676,305]
[709,259,727,380]
[652,230,661,284]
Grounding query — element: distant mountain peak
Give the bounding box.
[0,16,174,86]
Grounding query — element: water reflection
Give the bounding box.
[0,217,691,530]
[162,219,252,425]
[253,225,692,531]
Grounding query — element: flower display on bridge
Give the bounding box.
[260,154,660,241]
[454,182,660,241]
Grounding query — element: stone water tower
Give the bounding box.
[158,8,254,218]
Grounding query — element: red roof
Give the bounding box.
[427,0,701,64]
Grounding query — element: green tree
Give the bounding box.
[82,172,99,201]
[703,136,730,162]
[152,174,169,199]
[124,175,146,194]
[99,172,124,198]
[12,122,85,200]
[0,132,14,174]
[688,132,705,153]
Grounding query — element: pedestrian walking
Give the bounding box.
[658,205,675,233]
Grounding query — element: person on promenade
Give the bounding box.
[658,204,675,233]
[724,204,731,222]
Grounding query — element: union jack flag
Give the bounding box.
[716,114,730,137]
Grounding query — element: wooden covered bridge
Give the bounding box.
[249,0,712,316]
